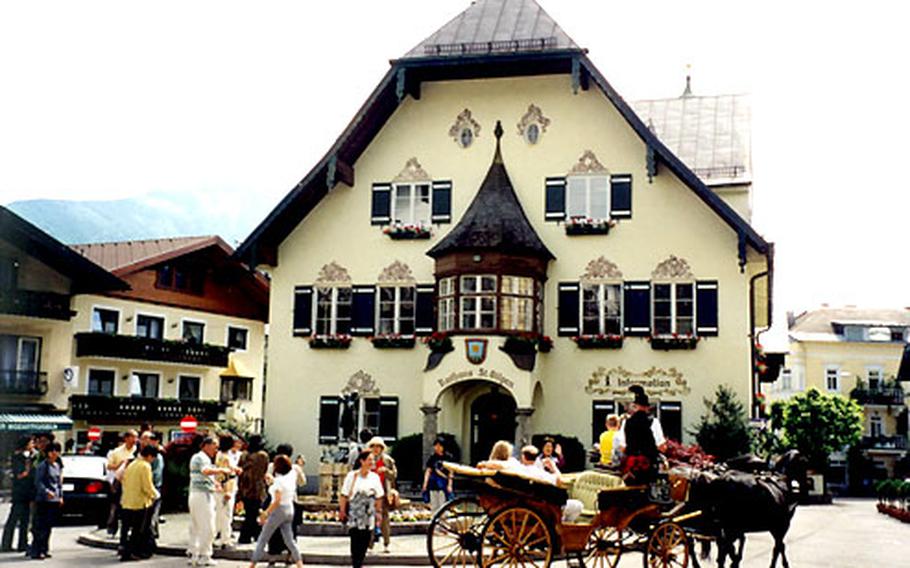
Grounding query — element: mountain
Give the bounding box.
[6,190,274,247]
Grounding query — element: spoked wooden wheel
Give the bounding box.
[582,525,623,568]
[427,497,487,568]
[480,506,554,568]
[643,522,689,568]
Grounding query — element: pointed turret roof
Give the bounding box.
[428,121,553,260]
[403,0,580,59]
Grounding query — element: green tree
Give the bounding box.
[767,388,863,470]
[691,385,752,461]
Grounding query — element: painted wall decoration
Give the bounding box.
[342,370,380,397]
[584,366,692,397]
[449,109,481,148]
[568,149,609,176]
[315,261,352,286]
[465,338,488,365]
[581,256,623,282]
[516,104,551,144]
[651,255,694,281]
[377,260,416,284]
[392,157,431,183]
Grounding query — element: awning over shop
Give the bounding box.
[0,412,74,432]
[221,356,253,379]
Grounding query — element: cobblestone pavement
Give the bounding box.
[0,498,906,567]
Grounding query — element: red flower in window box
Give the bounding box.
[649,334,698,350]
[370,334,416,349]
[308,334,352,349]
[572,334,623,349]
[383,222,432,240]
[422,332,454,354]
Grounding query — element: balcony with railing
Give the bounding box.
[0,289,73,321]
[69,395,227,423]
[74,332,231,367]
[0,369,48,396]
[858,435,909,452]
[850,384,906,406]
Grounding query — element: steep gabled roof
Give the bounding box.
[0,206,128,293]
[236,0,770,267]
[428,122,553,260]
[71,236,228,275]
[403,0,579,59]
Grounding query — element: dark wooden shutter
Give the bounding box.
[592,400,616,445]
[659,401,682,443]
[623,282,651,336]
[557,282,580,336]
[371,183,392,225]
[696,281,719,337]
[351,286,376,336]
[431,181,452,223]
[293,286,313,336]
[415,284,435,335]
[610,174,632,219]
[318,396,341,444]
[378,397,399,442]
[545,177,566,221]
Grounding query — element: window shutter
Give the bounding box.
[592,400,616,445]
[557,282,580,336]
[696,281,719,336]
[610,174,632,219]
[378,397,399,442]
[623,281,651,336]
[318,396,341,444]
[545,177,566,221]
[415,284,435,335]
[431,181,452,223]
[351,286,376,336]
[371,183,392,225]
[293,286,313,336]
[658,401,683,443]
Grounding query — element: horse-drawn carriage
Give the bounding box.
[427,462,701,568]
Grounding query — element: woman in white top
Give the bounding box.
[339,451,384,568]
[248,456,303,568]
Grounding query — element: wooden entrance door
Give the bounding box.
[470,390,516,463]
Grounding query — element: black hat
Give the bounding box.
[629,385,649,407]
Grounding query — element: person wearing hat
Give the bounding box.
[367,437,397,553]
[617,385,666,484]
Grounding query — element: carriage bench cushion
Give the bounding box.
[568,470,624,517]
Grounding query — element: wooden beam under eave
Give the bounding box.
[335,159,355,187]
[258,244,278,268]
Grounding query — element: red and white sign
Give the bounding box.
[87,427,102,442]
[180,415,198,433]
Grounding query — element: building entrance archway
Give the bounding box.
[470,389,516,464]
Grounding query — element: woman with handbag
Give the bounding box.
[248,455,304,568]
[338,451,384,568]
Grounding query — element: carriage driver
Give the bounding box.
[616,385,667,484]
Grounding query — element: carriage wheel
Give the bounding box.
[582,525,623,568]
[427,497,486,568]
[480,506,554,568]
[643,522,689,568]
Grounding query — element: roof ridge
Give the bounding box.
[70,235,216,248]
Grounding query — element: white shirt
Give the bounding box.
[227,449,242,469]
[341,470,385,499]
[269,472,297,508]
[518,462,557,485]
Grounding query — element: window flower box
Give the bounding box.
[649,334,699,351]
[501,333,552,354]
[370,334,416,349]
[423,332,454,354]
[309,334,352,349]
[564,217,615,236]
[383,222,432,240]
[572,334,623,349]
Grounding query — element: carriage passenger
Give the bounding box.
[534,437,564,475]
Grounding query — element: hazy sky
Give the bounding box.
[1,1,908,313]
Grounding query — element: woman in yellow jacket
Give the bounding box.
[119,445,160,561]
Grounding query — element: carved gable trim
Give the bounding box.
[580,256,623,282]
[315,261,352,286]
[651,255,694,281]
[378,260,416,284]
[568,150,609,176]
[392,157,431,183]
[342,370,380,397]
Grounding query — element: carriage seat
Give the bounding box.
[567,470,623,518]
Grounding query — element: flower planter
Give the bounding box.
[649,335,699,351]
[573,335,623,349]
[564,218,614,236]
[371,336,416,349]
[309,335,352,349]
[383,224,432,240]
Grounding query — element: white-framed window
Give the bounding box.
[377,286,416,336]
[866,366,884,390]
[178,375,201,400]
[136,314,164,340]
[825,365,840,392]
[438,277,456,332]
[652,283,695,335]
[780,368,793,391]
[870,414,883,438]
[566,175,609,220]
[87,368,116,396]
[92,306,120,334]
[391,183,431,225]
[460,275,497,330]
[131,371,160,398]
[182,320,205,344]
[226,326,249,351]
[500,276,535,332]
[581,283,622,335]
[315,287,352,335]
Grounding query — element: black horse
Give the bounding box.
[686,450,807,568]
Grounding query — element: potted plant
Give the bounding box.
[308,334,352,349]
[572,334,623,349]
